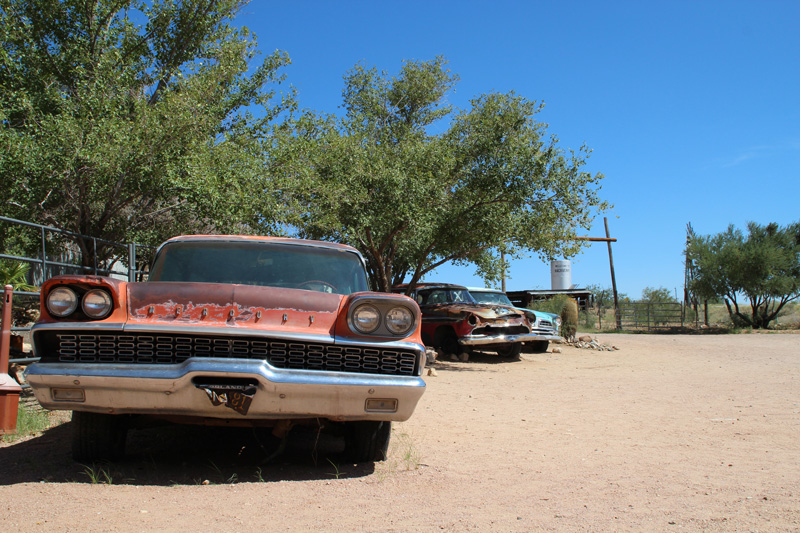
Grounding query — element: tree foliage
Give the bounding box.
[0,0,292,265]
[640,286,677,304]
[686,221,800,329]
[282,58,608,291]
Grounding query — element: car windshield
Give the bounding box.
[416,288,476,305]
[148,241,369,295]
[469,291,514,307]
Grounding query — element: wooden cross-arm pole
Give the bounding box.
[574,236,617,243]
[575,218,621,330]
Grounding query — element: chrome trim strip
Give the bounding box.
[459,333,562,346]
[32,322,126,332]
[333,336,425,352]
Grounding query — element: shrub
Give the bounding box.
[560,298,578,341]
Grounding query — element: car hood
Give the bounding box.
[526,309,559,320]
[127,282,344,334]
[422,302,525,320]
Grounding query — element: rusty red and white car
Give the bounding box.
[394,283,561,360]
[26,235,427,462]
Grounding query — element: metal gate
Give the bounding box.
[618,302,683,331]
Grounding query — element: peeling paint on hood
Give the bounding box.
[127,282,343,332]
[424,303,524,321]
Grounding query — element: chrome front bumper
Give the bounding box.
[25,358,426,422]
[459,333,562,346]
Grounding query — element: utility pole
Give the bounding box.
[574,217,620,330]
[604,217,621,330]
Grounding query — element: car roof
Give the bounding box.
[394,282,469,291]
[465,287,504,293]
[158,235,360,254]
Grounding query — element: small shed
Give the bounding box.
[506,288,593,312]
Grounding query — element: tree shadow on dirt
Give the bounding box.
[0,422,375,486]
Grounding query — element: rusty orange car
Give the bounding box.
[26,235,427,462]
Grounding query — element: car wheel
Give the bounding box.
[434,328,460,356]
[496,343,522,360]
[71,411,128,462]
[529,340,549,353]
[345,421,391,463]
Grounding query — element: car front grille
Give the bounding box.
[43,332,419,376]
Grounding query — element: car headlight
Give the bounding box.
[554,316,562,327]
[82,289,113,319]
[351,304,381,334]
[47,287,79,317]
[385,306,414,335]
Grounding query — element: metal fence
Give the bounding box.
[1,215,153,375]
[618,302,684,331]
[0,215,152,283]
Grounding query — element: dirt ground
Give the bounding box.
[1,333,799,531]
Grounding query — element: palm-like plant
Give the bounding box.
[0,260,37,292]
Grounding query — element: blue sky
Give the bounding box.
[237,0,799,299]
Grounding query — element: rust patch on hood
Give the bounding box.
[127,282,343,333]
[425,303,524,321]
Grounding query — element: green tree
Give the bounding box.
[686,221,800,329]
[282,58,607,292]
[0,0,292,265]
[640,286,678,304]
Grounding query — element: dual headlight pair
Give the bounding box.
[349,301,417,336]
[46,286,113,320]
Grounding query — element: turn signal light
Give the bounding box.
[51,388,85,402]
[365,398,398,413]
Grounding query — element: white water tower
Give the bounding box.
[550,260,572,290]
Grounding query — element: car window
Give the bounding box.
[470,291,514,306]
[450,289,471,303]
[426,290,446,304]
[417,289,475,305]
[149,241,369,295]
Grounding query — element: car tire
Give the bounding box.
[345,421,391,463]
[529,340,549,353]
[434,328,460,356]
[71,411,128,462]
[496,343,522,360]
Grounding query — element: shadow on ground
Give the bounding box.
[431,350,529,371]
[0,421,375,486]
